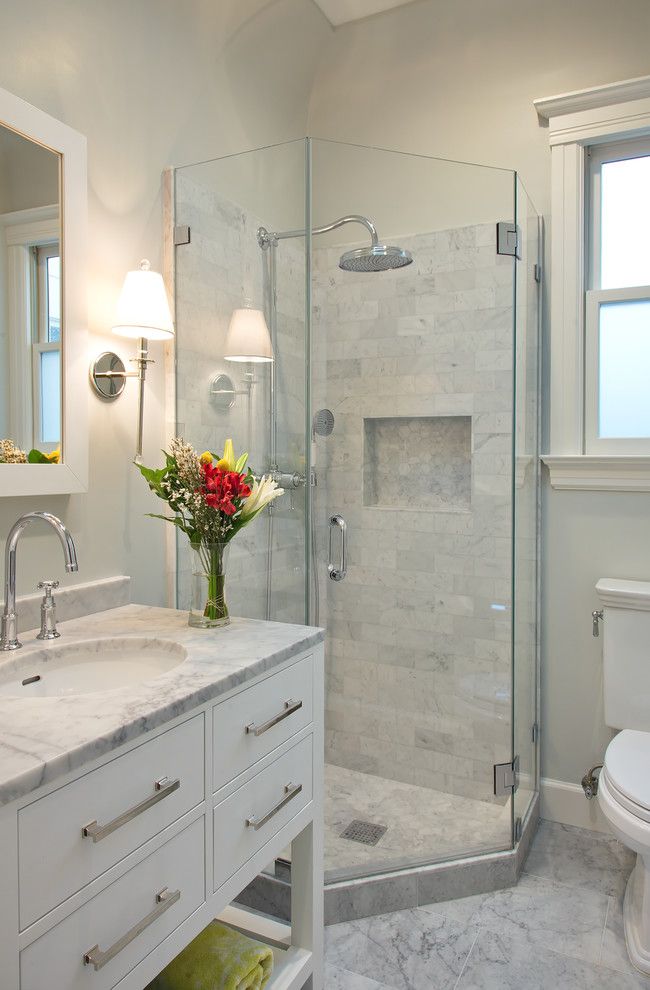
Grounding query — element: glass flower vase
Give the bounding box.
[189,542,230,628]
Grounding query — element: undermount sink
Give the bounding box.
[0,638,187,698]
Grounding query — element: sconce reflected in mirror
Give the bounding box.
[210,306,273,414]
[89,260,174,461]
[224,307,272,363]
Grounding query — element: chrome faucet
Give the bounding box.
[1,512,78,651]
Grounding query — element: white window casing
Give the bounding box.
[535,75,650,490]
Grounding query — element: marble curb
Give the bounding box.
[237,793,540,925]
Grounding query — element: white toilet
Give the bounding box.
[597,578,650,975]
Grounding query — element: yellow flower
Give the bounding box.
[200,451,213,464]
[44,449,60,463]
[219,438,236,471]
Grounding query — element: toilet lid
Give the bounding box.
[605,729,650,812]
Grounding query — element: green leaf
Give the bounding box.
[136,463,167,491]
[27,449,51,463]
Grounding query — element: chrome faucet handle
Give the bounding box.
[38,579,60,594]
[36,580,61,641]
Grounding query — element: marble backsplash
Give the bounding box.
[3,576,130,637]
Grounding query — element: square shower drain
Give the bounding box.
[340,819,388,846]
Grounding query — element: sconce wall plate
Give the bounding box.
[90,352,127,400]
[210,373,236,411]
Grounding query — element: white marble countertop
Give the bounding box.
[0,604,323,807]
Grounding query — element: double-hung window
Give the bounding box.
[585,140,650,453]
[32,243,61,451]
[537,75,650,489]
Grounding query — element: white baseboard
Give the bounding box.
[540,776,611,833]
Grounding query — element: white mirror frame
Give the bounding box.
[0,86,87,496]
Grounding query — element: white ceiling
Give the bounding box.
[312,0,419,27]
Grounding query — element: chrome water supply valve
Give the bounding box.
[581,765,603,799]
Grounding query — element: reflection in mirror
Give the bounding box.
[0,126,61,461]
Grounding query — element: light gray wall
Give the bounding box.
[0,128,59,214]
[0,0,330,608]
[307,0,650,789]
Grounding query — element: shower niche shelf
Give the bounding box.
[363,415,472,511]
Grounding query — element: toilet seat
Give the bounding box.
[603,730,650,823]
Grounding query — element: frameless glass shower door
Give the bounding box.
[171,137,540,886]
[310,139,535,879]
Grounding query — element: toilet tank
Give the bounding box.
[597,578,650,730]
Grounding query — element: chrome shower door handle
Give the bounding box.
[328,514,347,582]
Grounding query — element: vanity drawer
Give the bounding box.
[19,816,205,990]
[212,655,313,791]
[213,733,312,891]
[19,714,204,929]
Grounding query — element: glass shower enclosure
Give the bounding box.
[172,138,540,885]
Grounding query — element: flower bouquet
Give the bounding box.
[137,438,283,627]
[0,439,60,463]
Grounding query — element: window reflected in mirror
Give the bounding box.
[0,125,61,462]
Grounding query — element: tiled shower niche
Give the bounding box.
[363,415,472,511]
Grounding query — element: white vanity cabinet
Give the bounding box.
[0,643,324,990]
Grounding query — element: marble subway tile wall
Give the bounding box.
[313,223,515,804]
[174,175,306,622]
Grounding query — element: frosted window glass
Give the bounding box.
[40,349,61,443]
[601,156,650,289]
[599,299,650,437]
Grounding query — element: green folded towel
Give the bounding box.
[148,921,274,990]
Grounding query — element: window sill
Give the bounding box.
[541,455,650,492]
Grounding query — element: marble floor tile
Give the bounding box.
[325,908,478,990]
[524,819,635,898]
[424,872,609,964]
[325,962,398,989]
[456,928,650,990]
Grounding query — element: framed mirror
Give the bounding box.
[0,86,87,496]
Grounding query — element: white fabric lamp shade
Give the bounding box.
[112,260,174,341]
[224,308,273,363]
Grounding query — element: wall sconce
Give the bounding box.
[90,260,174,460]
[224,307,273,363]
[210,306,273,412]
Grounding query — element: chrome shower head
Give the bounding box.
[339,243,413,273]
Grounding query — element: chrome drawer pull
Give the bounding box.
[82,777,180,843]
[245,698,303,737]
[246,782,303,831]
[83,887,180,971]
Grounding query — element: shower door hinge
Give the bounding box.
[496,221,521,259]
[494,756,519,796]
[514,816,523,842]
[534,263,542,283]
[174,224,191,246]
[532,721,539,744]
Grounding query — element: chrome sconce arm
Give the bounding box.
[90,338,154,462]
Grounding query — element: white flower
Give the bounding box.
[241,475,284,519]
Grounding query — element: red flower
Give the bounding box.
[199,462,251,516]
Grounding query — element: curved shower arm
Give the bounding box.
[258,214,379,248]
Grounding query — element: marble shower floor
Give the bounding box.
[326,818,647,989]
[324,764,520,878]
